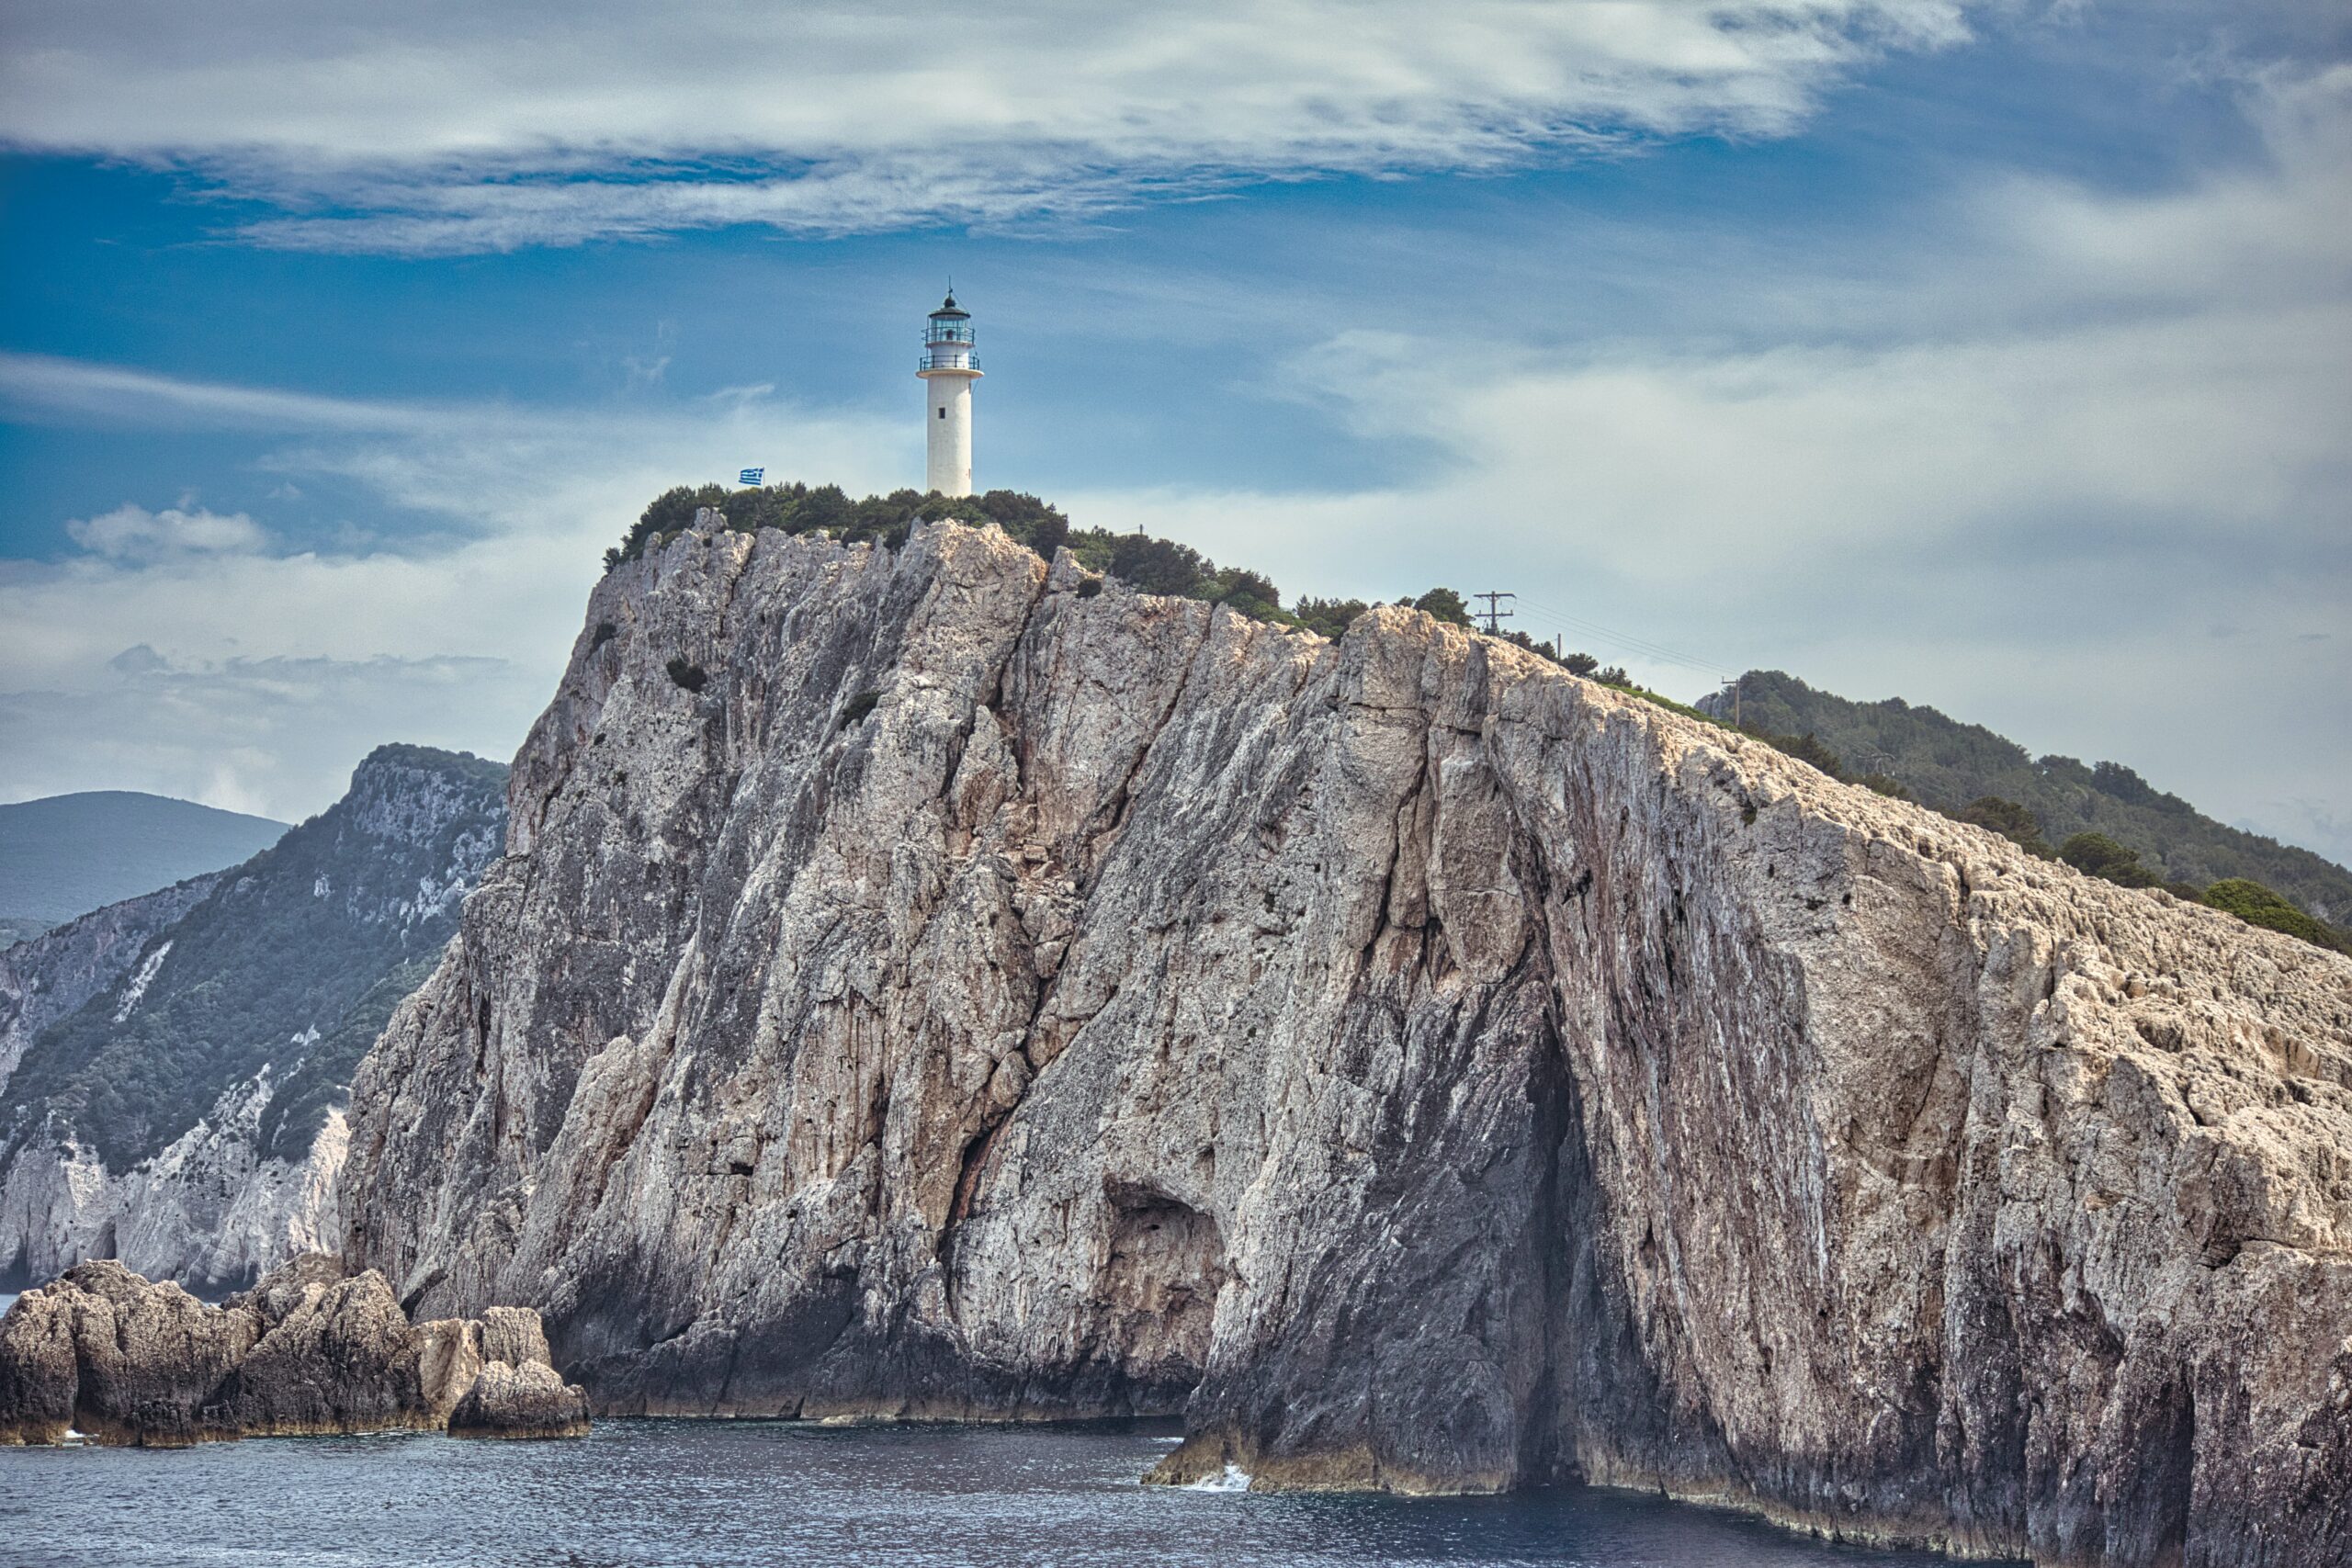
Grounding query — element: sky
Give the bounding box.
[1,1,2346,865]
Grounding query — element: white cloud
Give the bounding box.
[1060,68,2352,863]
[0,373,908,819]
[0,1,1970,251]
[1,52,2344,869]
[0,353,448,433]
[65,502,268,559]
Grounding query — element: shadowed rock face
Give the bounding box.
[343,519,2352,1564]
[0,1255,585,1444]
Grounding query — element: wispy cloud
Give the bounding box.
[0,353,453,433]
[0,1,1971,252]
[2,46,2345,865]
[0,362,909,817]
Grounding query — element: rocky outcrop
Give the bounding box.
[0,746,506,1291]
[447,1360,594,1438]
[343,518,2352,1565]
[0,1254,585,1445]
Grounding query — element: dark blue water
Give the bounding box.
[0,1417,1986,1568]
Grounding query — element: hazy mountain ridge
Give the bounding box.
[0,792,287,938]
[1699,670,2352,926]
[0,744,507,1291]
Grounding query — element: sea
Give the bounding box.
[0,1403,2001,1568]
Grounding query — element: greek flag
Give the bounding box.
[739,468,764,485]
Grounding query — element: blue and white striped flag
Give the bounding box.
[739,468,764,485]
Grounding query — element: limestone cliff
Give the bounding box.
[0,745,506,1290]
[344,518,2351,1566]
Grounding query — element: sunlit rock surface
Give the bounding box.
[0,1254,585,1444]
[345,518,2351,1565]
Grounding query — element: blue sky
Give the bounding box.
[2,1,2347,867]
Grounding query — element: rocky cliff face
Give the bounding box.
[0,746,507,1291]
[0,874,222,1100]
[344,519,2351,1566]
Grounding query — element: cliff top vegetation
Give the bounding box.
[611,482,1482,641]
[1708,671,2352,949]
[610,484,2349,956]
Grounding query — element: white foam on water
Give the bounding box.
[1186,1463,1251,1493]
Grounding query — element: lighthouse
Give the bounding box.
[918,291,981,496]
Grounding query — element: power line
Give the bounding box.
[1520,608,1716,674]
[1510,596,1699,662]
[1510,595,1734,681]
[1472,591,1516,637]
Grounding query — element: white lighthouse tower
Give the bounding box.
[918,291,981,496]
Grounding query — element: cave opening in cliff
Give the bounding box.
[1097,1177,1228,1403]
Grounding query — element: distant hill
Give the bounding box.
[1700,671,2352,927]
[0,793,288,937]
[0,744,509,1290]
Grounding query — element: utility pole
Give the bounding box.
[1719,675,1743,728]
[1473,591,1516,637]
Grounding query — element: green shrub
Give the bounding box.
[1294,597,1369,638]
[1076,578,1103,600]
[1061,528,1315,626]
[839,689,881,729]
[1752,730,1844,780]
[1858,773,1911,800]
[1954,795,2053,857]
[1097,533,1211,595]
[2058,831,2161,886]
[607,483,1070,570]
[2202,878,2348,953]
[1411,588,1473,627]
[1604,682,1729,727]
